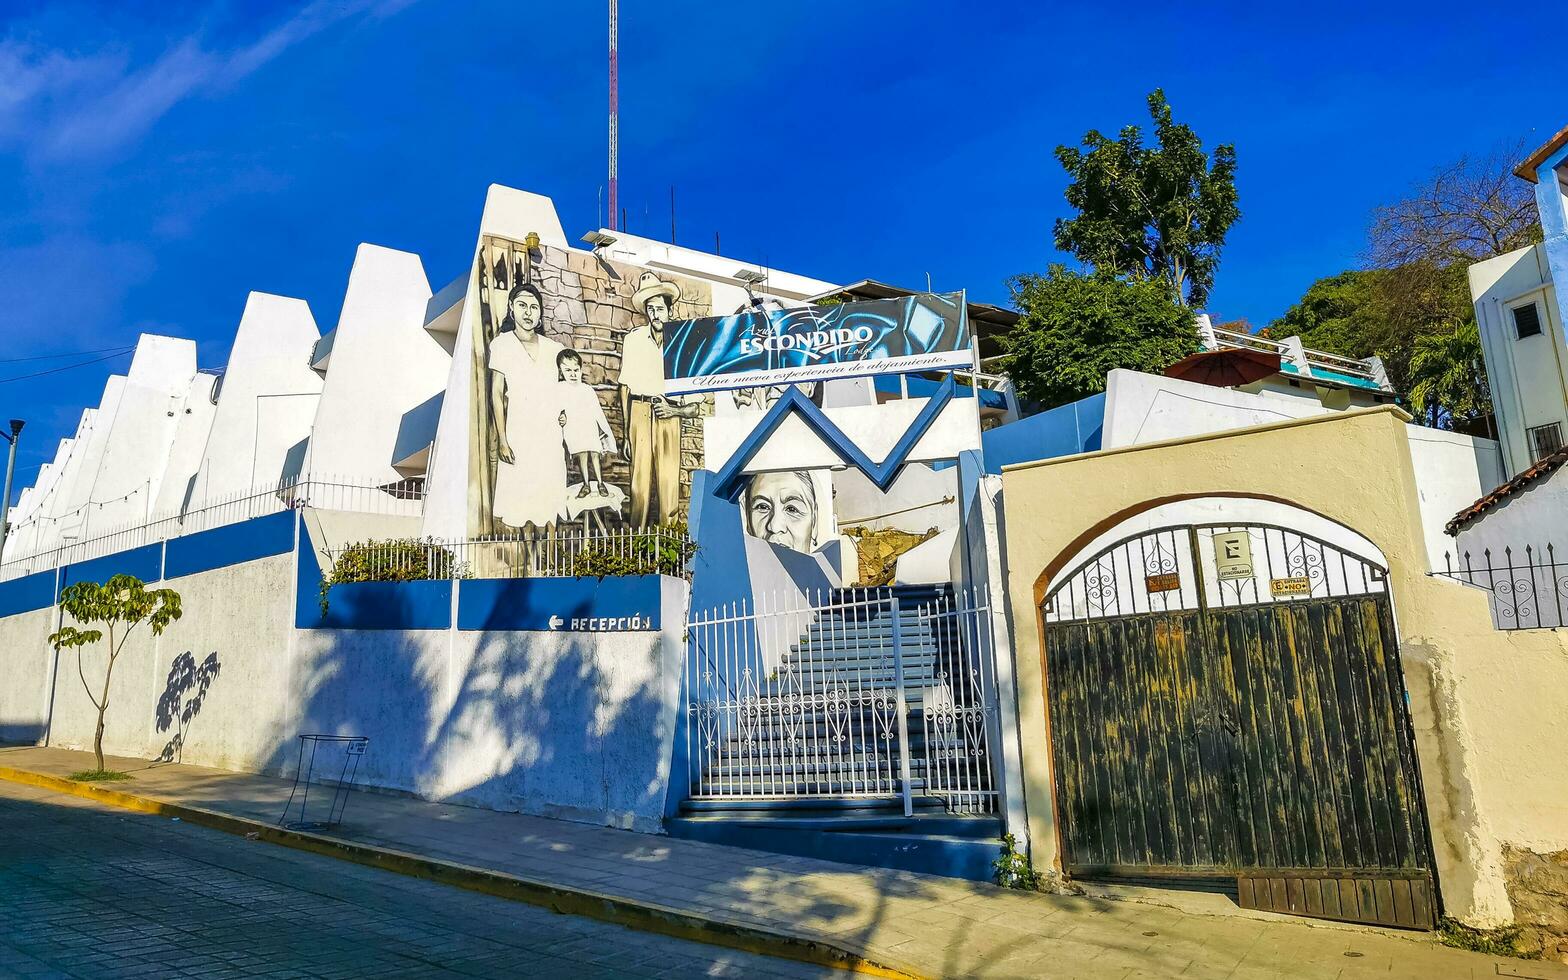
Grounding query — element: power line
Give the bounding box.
[0,344,137,364]
[0,349,135,384]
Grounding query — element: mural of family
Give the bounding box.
[468,236,713,541]
[468,233,839,558]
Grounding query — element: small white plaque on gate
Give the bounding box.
[1213,531,1254,581]
[1270,576,1311,596]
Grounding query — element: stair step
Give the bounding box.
[695,779,931,794]
[679,794,953,812]
[669,812,1001,838]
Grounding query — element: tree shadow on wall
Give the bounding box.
[272,589,672,830]
[266,586,1078,977]
[155,651,221,764]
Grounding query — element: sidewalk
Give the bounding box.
[3,745,1562,980]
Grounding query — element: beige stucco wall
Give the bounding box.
[1000,406,1568,926]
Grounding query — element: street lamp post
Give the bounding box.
[0,419,24,565]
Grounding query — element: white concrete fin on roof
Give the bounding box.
[87,334,202,532]
[151,371,220,517]
[307,243,449,485]
[125,334,198,395]
[479,184,569,249]
[41,377,125,549]
[193,291,323,501]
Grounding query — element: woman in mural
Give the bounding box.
[489,283,568,539]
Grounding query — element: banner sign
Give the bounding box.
[661,291,972,395]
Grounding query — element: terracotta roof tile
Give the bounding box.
[1446,445,1568,535]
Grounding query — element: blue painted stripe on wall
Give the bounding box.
[457,575,662,631]
[0,569,55,618]
[60,543,163,589]
[314,578,453,631]
[163,511,296,580]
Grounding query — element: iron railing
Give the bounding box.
[322,525,694,583]
[1436,543,1568,630]
[1210,327,1379,382]
[683,586,999,816]
[0,475,425,582]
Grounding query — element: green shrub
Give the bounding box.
[320,538,462,614]
[993,833,1039,890]
[568,523,695,578]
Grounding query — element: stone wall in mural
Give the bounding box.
[468,235,713,538]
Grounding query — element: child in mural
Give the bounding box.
[554,348,624,532]
[489,283,568,539]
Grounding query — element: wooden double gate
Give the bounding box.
[1041,524,1437,929]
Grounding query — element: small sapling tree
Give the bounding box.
[49,574,183,777]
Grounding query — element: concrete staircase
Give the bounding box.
[669,584,1003,881]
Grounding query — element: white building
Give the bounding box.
[1467,124,1568,476]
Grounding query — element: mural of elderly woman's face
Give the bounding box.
[509,290,542,333]
[744,471,818,552]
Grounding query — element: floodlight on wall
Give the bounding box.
[734,268,768,285]
[581,231,618,249]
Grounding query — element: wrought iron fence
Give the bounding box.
[0,475,425,582]
[1436,543,1568,630]
[322,524,693,583]
[682,586,999,816]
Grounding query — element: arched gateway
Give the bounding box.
[1040,511,1437,929]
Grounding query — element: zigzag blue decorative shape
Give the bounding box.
[713,374,958,499]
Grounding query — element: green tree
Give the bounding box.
[1407,320,1492,429]
[1269,270,1383,359]
[49,575,183,776]
[1054,89,1239,307]
[1001,267,1197,409]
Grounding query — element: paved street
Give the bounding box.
[0,781,842,980]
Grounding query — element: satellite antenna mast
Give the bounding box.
[607,0,619,231]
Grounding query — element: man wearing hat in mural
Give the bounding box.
[619,271,704,527]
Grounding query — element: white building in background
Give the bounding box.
[1468,123,1568,477]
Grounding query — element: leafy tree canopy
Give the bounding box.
[1001,267,1198,410]
[1054,89,1239,307]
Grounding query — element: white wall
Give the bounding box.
[0,606,57,744]
[194,292,323,500]
[1101,368,1332,449]
[307,244,449,484]
[833,463,959,535]
[1406,427,1506,570]
[1469,244,1568,476]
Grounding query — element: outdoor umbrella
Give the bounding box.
[1164,347,1282,388]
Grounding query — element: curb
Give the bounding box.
[0,765,925,980]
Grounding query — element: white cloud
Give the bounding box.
[0,0,411,162]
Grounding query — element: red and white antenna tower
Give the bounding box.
[607,0,619,231]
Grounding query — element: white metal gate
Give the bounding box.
[682,587,1000,815]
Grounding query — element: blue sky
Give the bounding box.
[0,0,1557,486]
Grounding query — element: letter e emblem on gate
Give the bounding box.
[1212,531,1254,581]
